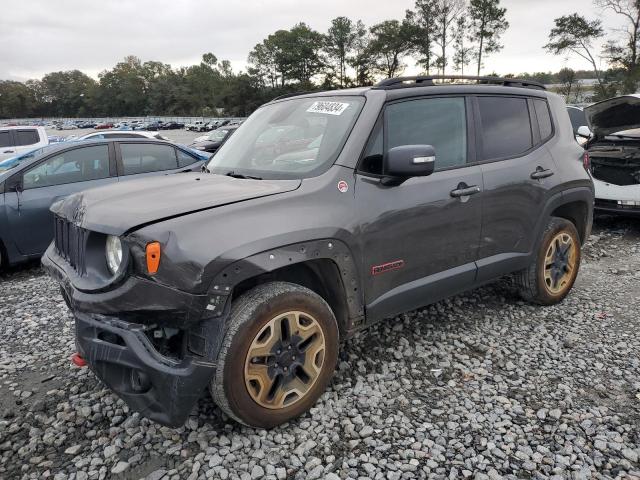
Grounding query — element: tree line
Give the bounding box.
[0,0,638,119]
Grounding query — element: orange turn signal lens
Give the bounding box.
[146,242,161,274]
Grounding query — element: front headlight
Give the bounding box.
[105,235,123,275]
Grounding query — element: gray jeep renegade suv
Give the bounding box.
[43,76,594,428]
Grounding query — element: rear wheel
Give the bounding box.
[211,282,339,428]
[515,217,581,305]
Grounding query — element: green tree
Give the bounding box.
[596,0,640,93]
[407,0,439,74]
[325,17,358,87]
[468,0,509,76]
[453,15,474,74]
[39,70,96,117]
[545,14,606,95]
[0,81,37,118]
[433,0,466,75]
[349,20,375,86]
[368,19,414,78]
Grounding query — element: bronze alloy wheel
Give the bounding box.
[514,217,581,305]
[543,231,577,295]
[244,311,326,409]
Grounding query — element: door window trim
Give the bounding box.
[356,94,476,178]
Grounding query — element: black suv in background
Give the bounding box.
[43,76,594,429]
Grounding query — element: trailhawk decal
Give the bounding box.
[371,260,405,276]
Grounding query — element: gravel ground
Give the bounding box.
[1,216,639,480]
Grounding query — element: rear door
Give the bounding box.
[5,143,118,255]
[475,95,561,281]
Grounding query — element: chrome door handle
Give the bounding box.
[531,167,554,180]
[450,185,481,198]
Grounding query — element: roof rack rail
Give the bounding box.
[374,75,546,91]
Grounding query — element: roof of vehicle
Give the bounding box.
[267,75,550,106]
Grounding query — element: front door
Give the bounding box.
[355,96,483,321]
[5,144,117,256]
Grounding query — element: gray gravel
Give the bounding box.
[1,216,639,480]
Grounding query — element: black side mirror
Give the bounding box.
[382,145,436,185]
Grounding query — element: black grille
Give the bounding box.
[54,216,88,274]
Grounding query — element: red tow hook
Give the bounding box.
[71,353,87,367]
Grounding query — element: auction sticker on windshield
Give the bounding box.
[307,101,351,116]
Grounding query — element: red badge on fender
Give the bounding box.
[337,180,349,193]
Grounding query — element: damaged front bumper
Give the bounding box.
[74,312,216,427]
[42,246,228,427]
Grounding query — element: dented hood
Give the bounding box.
[51,173,301,235]
[585,94,640,137]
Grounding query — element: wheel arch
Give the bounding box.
[209,239,364,336]
[548,187,594,244]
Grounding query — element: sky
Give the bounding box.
[0,0,630,82]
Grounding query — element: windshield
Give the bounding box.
[206,96,365,179]
[207,129,231,142]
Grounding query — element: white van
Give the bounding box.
[0,126,49,161]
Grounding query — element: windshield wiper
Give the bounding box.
[224,171,262,180]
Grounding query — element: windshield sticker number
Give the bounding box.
[307,101,350,116]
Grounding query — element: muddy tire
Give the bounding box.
[515,217,581,305]
[211,282,339,428]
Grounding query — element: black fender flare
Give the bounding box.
[537,186,594,245]
[207,238,364,328]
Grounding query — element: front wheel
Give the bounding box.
[211,282,339,428]
[515,217,582,305]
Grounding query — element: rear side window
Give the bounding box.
[386,97,467,170]
[120,143,178,175]
[0,131,12,148]
[15,129,40,146]
[477,97,533,160]
[177,149,198,167]
[533,99,553,141]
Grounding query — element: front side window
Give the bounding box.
[15,129,40,146]
[477,96,533,160]
[120,143,178,175]
[206,96,365,179]
[359,97,467,175]
[22,145,110,189]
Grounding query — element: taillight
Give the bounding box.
[583,151,591,172]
